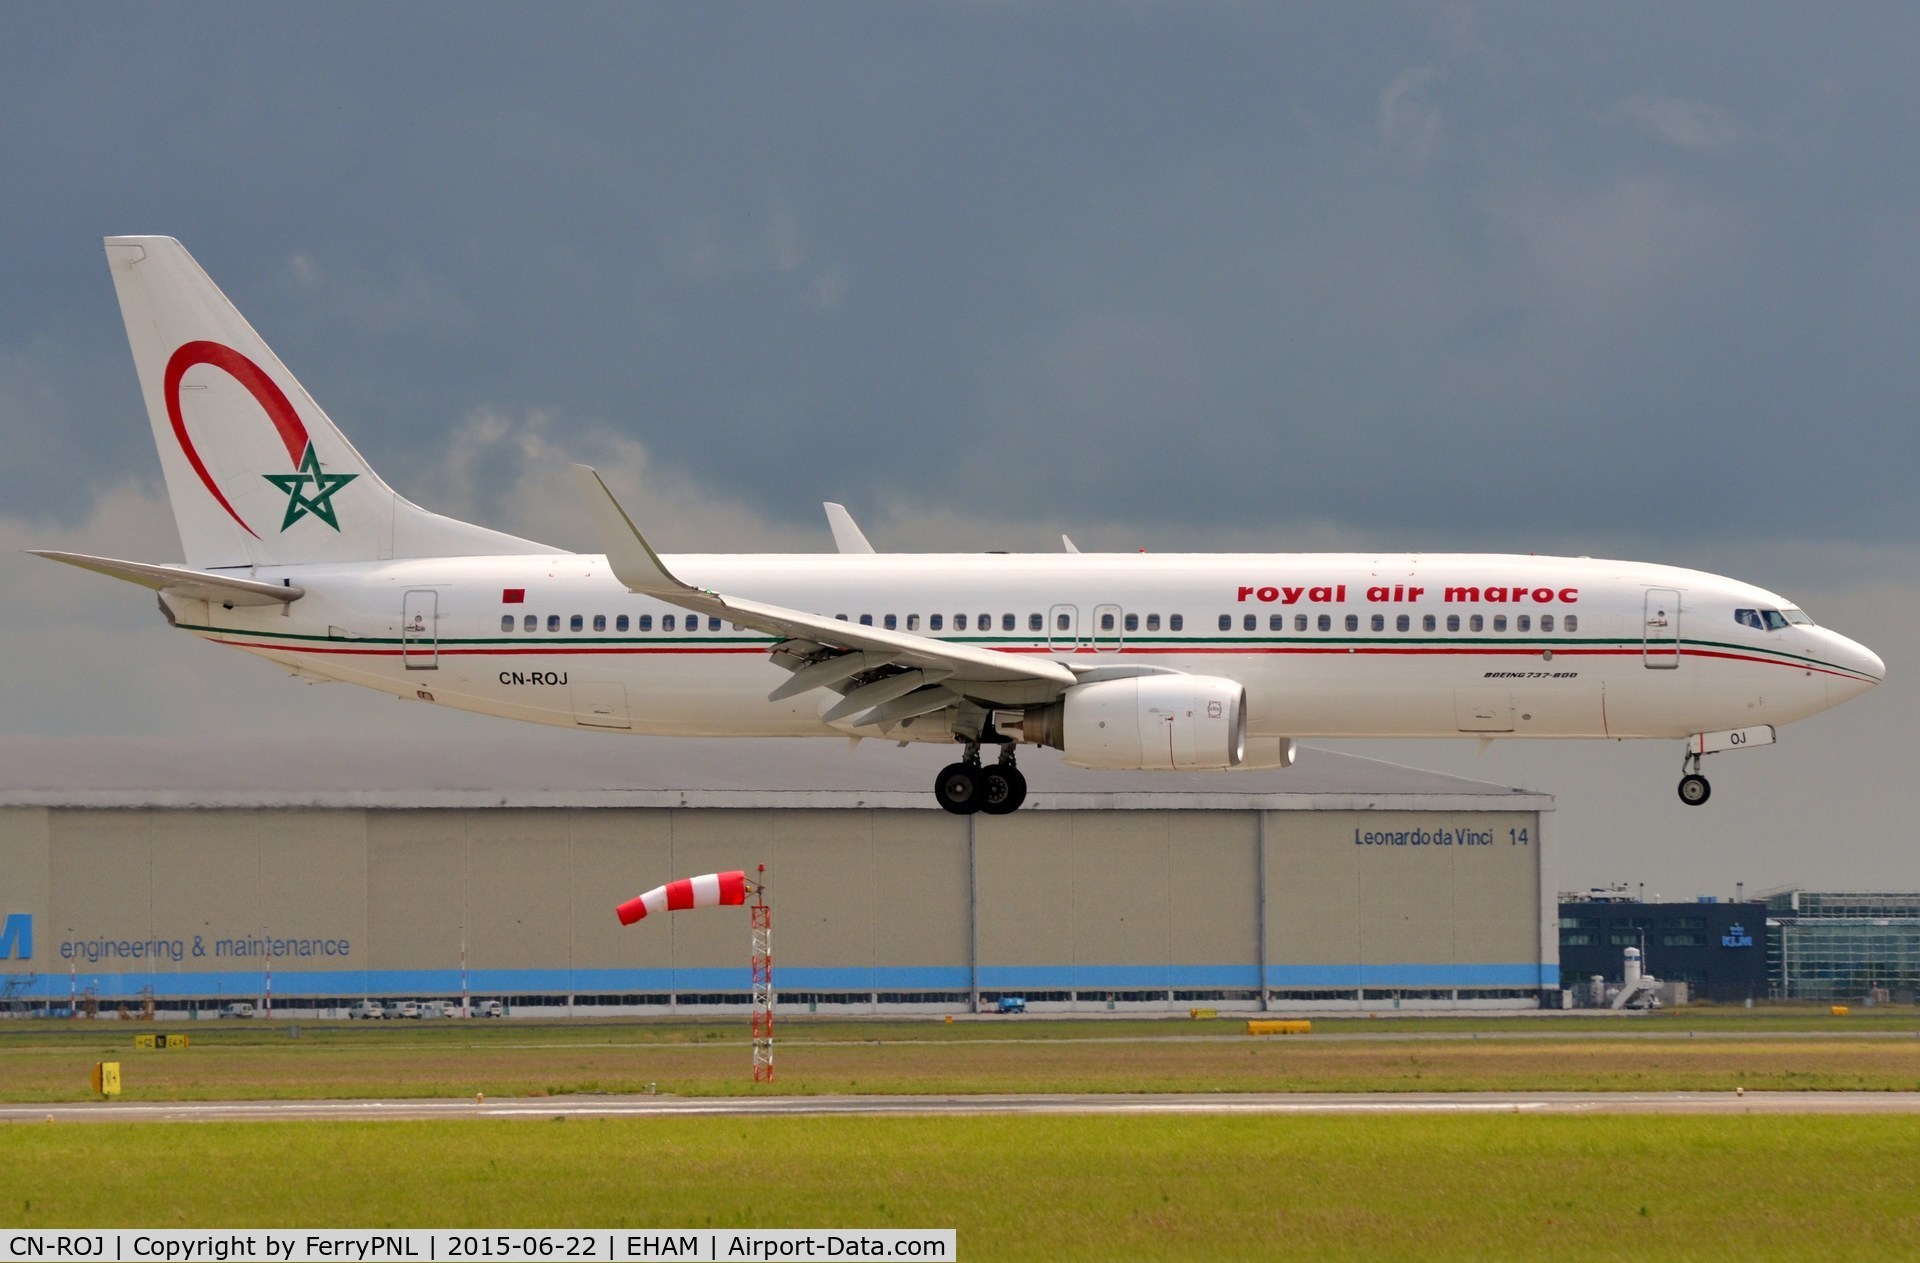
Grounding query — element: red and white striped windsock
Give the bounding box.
[616,870,748,926]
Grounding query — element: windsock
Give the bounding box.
[616,870,748,926]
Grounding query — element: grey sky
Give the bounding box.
[2,5,1913,894]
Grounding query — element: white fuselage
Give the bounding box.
[168,551,1883,745]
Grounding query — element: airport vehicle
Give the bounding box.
[346,1000,384,1020]
[383,999,421,1020]
[472,1000,504,1018]
[35,238,1885,814]
[218,1002,256,1019]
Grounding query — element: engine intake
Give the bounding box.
[1018,675,1247,771]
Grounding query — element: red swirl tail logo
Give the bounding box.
[164,341,357,536]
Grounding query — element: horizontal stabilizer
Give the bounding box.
[30,550,303,606]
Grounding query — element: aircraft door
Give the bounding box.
[1092,603,1124,652]
[1643,588,1681,669]
[402,590,438,670]
[1047,604,1081,651]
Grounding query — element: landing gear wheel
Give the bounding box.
[935,762,985,815]
[980,765,1028,815]
[1678,773,1711,807]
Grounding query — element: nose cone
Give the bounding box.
[1824,631,1885,699]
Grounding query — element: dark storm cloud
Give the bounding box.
[4,4,1919,548]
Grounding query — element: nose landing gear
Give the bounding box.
[1677,763,1711,806]
[1673,725,1775,807]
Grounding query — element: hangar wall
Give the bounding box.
[0,793,1552,1014]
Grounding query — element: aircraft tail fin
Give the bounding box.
[104,236,561,569]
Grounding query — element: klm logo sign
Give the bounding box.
[1721,922,1754,949]
[0,913,30,961]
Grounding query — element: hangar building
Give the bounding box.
[0,735,1555,1015]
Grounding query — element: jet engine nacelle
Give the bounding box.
[1019,675,1247,771]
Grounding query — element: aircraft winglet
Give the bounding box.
[824,503,876,554]
[573,465,703,598]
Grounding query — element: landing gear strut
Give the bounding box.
[981,747,1027,815]
[935,743,1028,815]
[1677,751,1711,807]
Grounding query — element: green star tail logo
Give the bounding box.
[262,443,358,531]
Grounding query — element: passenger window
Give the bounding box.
[1317,614,1331,632]
[524,614,536,632]
[835,614,848,621]
[1396,614,1410,632]
[1102,613,1116,631]
[1370,614,1385,632]
[1295,614,1308,632]
[1493,615,1508,633]
[547,615,560,633]
[884,614,897,630]
[638,615,652,632]
[663,614,676,631]
[1146,614,1161,631]
[1057,612,1071,631]
[907,614,920,631]
[1170,615,1184,631]
[1541,614,1554,633]
[980,614,992,630]
[954,614,967,630]
[570,615,583,632]
[500,615,514,632]
[930,614,943,631]
[684,617,698,634]
[1422,614,1435,632]
[1029,613,1043,632]
[1470,615,1483,632]
[1446,615,1459,632]
[1345,614,1359,632]
[1123,613,1137,631]
[1517,615,1531,633]
[1219,615,1232,631]
[708,617,721,632]
[1565,615,1579,633]
[616,615,629,632]
[1244,614,1257,632]
[1003,614,1016,632]
[860,614,874,626]
[1269,614,1283,631]
[593,615,606,632]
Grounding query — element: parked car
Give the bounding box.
[471,999,504,1018]
[219,1002,257,1019]
[418,1001,451,1018]
[384,999,421,1019]
[346,1000,384,1020]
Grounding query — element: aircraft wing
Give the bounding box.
[575,466,1073,697]
[30,550,304,606]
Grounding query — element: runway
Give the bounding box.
[9,1089,1920,1123]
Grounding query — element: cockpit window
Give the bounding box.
[1782,607,1813,626]
[1735,608,1792,632]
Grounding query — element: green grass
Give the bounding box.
[3,1115,1919,1259]
[4,1010,1920,1101]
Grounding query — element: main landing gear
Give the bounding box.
[935,744,1028,816]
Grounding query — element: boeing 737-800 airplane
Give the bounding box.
[34,238,1885,814]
